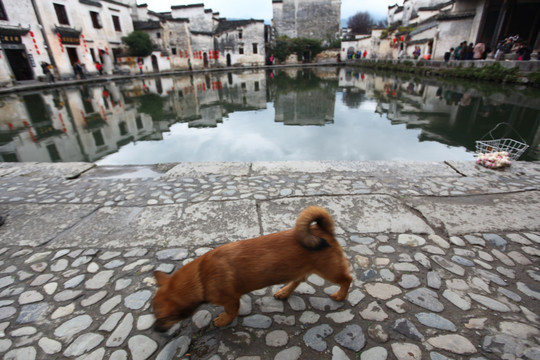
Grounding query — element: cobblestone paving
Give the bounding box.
[0,232,538,359]
[0,161,538,359]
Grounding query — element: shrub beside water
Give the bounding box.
[350,60,538,86]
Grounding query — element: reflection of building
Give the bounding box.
[120,70,268,132]
[338,68,540,160]
[273,69,337,125]
[0,83,154,162]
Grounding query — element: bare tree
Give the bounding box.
[347,11,385,35]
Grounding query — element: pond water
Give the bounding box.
[1,67,539,164]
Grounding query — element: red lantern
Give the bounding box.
[400,35,404,42]
[393,38,397,43]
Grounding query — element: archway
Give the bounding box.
[151,55,159,72]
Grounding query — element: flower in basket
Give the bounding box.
[477,152,511,169]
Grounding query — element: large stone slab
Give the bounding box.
[51,200,260,248]
[0,204,98,247]
[260,195,434,235]
[163,162,251,177]
[447,160,540,178]
[81,165,165,179]
[0,162,94,179]
[252,160,459,177]
[405,191,540,235]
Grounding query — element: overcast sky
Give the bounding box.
[138,0,396,22]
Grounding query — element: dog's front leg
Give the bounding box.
[273,278,304,299]
[214,298,240,327]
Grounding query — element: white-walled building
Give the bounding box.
[126,2,266,72]
[345,0,540,61]
[36,0,134,78]
[214,20,266,67]
[0,0,50,84]
[0,0,134,83]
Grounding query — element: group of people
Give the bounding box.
[443,35,533,62]
[444,41,488,62]
[73,61,104,78]
[494,35,532,60]
[41,60,105,82]
[347,50,367,60]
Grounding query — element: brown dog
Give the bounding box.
[152,206,352,331]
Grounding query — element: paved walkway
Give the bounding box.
[0,160,539,360]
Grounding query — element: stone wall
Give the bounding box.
[272,0,340,44]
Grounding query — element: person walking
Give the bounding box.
[73,61,86,79]
[41,61,55,83]
[138,60,144,74]
[95,62,103,75]
[473,42,485,60]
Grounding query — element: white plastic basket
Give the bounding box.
[475,123,529,160]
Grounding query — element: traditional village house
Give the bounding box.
[214,20,266,67]
[343,0,540,62]
[33,0,133,78]
[126,2,265,72]
[0,0,51,84]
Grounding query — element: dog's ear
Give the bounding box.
[154,271,170,287]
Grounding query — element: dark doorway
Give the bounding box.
[66,47,79,70]
[203,52,209,68]
[227,53,232,66]
[480,0,540,51]
[4,49,33,81]
[23,94,51,127]
[151,55,159,72]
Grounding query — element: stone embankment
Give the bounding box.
[0,160,539,359]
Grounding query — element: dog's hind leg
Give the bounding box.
[318,268,352,302]
[329,274,352,301]
[273,278,304,299]
[213,298,240,327]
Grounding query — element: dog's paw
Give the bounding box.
[213,313,233,327]
[330,292,346,302]
[273,289,290,300]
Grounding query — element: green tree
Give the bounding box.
[271,37,322,62]
[347,11,386,35]
[122,31,153,57]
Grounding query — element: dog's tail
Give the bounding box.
[294,206,335,249]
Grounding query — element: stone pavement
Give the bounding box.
[0,160,539,360]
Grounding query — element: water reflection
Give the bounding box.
[0,67,538,163]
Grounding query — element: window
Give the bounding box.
[238,29,243,39]
[112,15,121,32]
[90,11,102,29]
[46,144,61,162]
[156,32,161,39]
[119,122,128,136]
[136,116,143,129]
[54,3,69,25]
[171,47,177,55]
[254,81,259,91]
[92,130,105,146]
[239,47,244,55]
[0,1,8,21]
[252,43,258,54]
